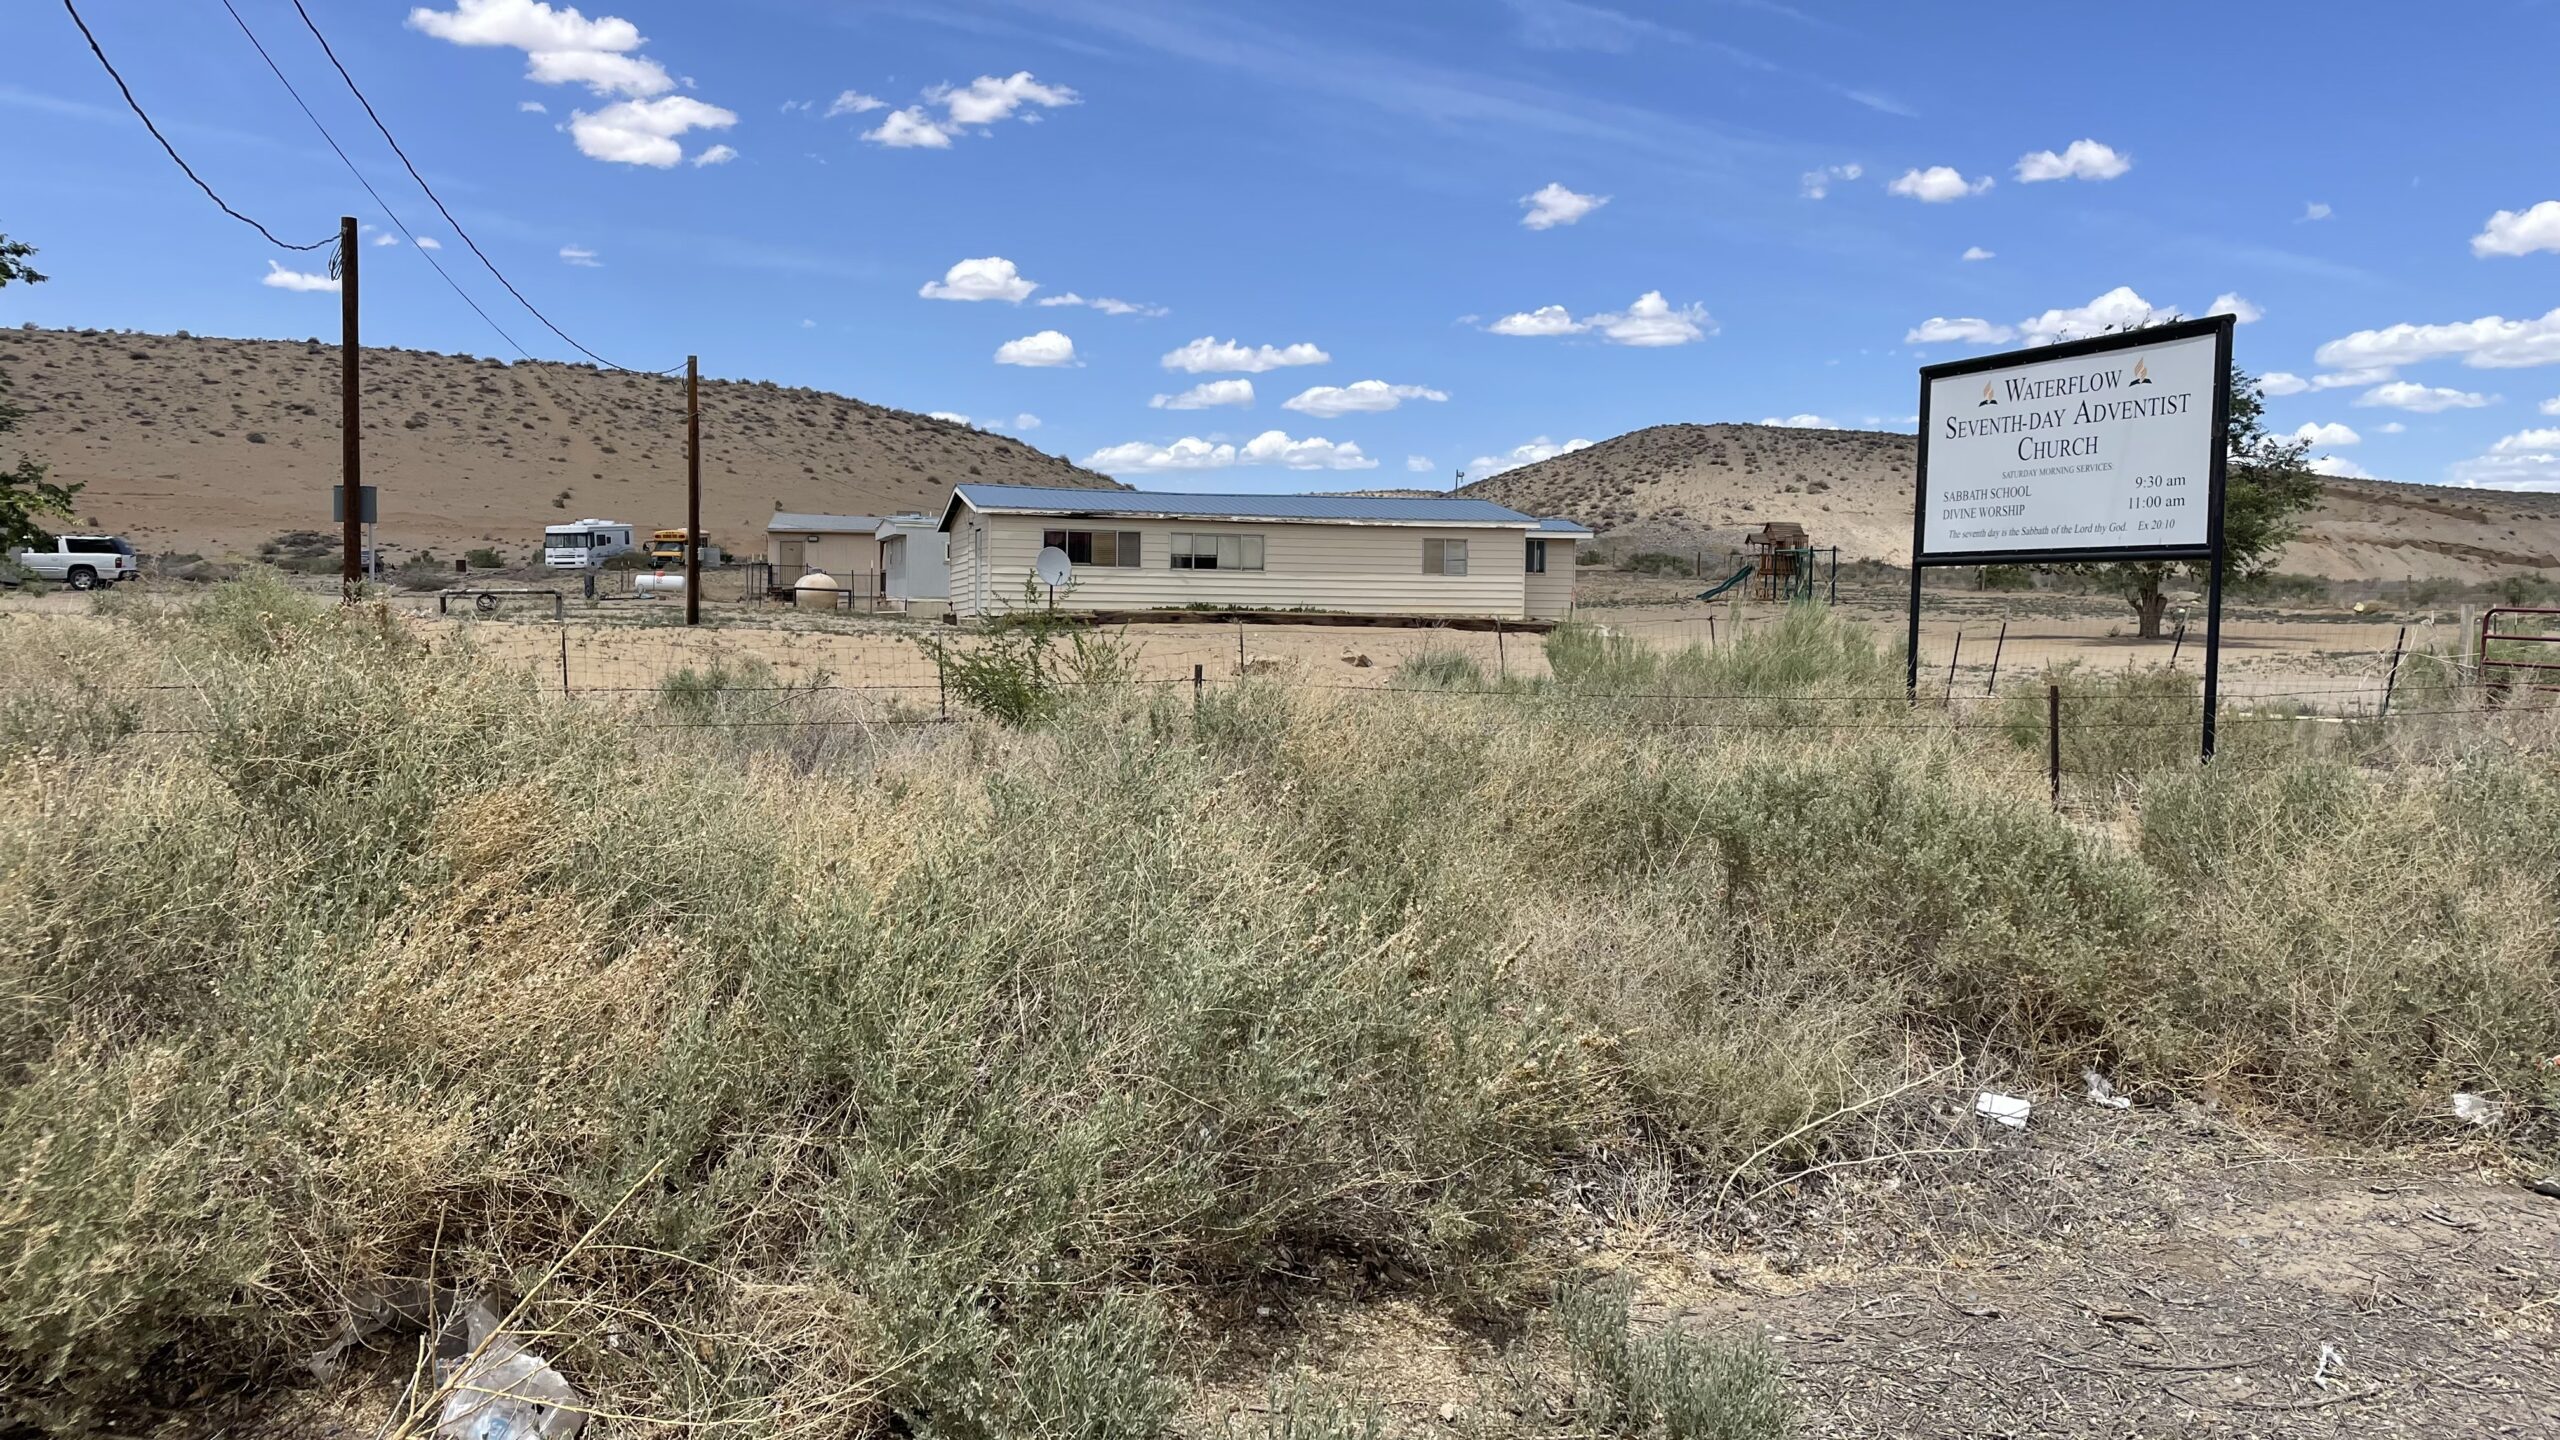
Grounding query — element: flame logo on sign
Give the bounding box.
[1978,380,1997,407]
[2130,358,2153,386]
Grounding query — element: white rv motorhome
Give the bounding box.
[543,519,637,569]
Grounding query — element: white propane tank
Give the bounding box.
[793,570,844,610]
[633,572,687,595]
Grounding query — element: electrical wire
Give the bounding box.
[282,0,672,374]
[59,0,333,251]
[214,0,534,361]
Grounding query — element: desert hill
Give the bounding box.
[0,326,1119,561]
[1461,422,2560,581]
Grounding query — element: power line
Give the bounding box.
[214,0,533,361]
[59,0,332,251]
[283,0,671,374]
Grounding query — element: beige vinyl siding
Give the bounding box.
[948,514,983,615]
[951,510,1532,618]
[1524,538,1576,620]
[766,531,877,580]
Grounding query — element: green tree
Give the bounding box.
[2051,362,2322,639]
[1,232,82,553]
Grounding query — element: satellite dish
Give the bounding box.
[1034,545,1073,590]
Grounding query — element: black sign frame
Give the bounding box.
[1904,315,2237,759]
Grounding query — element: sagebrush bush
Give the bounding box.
[0,584,2552,1434]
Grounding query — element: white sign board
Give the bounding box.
[1920,328,2221,559]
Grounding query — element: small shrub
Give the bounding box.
[465,547,504,569]
[1975,564,2034,592]
[1539,1277,1790,1440]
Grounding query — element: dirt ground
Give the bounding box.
[1191,1102,2560,1438]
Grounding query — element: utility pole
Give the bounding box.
[685,355,701,626]
[338,215,361,598]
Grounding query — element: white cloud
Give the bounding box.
[864,72,1077,149]
[2309,456,2373,479]
[1160,336,1331,373]
[414,236,443,250]
[1961,245,1994,262]
[1520,181,1607,230]
[799,318,816,329]
[864,107,952,149]
[2543,396,2560,416]
[1800,162,1863,200]
[2316,307,2560,370]
[558,245,600,266]
[2258,372,2309,396]
[1487,305,1587,338]
[261,260,339,293]
[1083,430,1376,474]
[825,90,887,118]
[2014,139,2130,183]
[1151,379,1256,410]
[2472,200,2560,259]
[2354,381,2493,413]
[995,330,1077,367]
[2292,422,2361,447]
[691,144,737,167]
[2311,368,2394,391]
[1009,414,1041,430]
[2017,285,2174,344]
[2449,429,2560,489]
[2207,292,2264,323]
[935,71,1077,126]
[2301,201,2332,222]
[1039,293,1166,317]
[1406,455,1435,473]
[568,95,737,167]
[920,256,1039,303]
[1761,414,1833,429]
[1492,294,1709,346]
[928,411,972,426]
[1282,380,1450,417]
[525,48,671,97]
[2379,421,2406,434]
[371,232,401,247]
[1593,291,1711,347]
[1888,166,1993,202]
[518,100,548,113]
[1905,316,2015,345]
[409,0,679,98]
[1466,436,1593,478]
[408,0,640,54]
[2493,428,2560,454]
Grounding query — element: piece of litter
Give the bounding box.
[434,1295,587,1440]
[2451,1092,2503,1128]
[2082,1069,2132,1110]
[1974,1092,2032,1129]
[2313,1342,2344,1391]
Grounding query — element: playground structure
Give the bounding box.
[1696,522,1839,604]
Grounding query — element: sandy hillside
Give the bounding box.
[0,326,1119,560]
[1463,422,2560,580]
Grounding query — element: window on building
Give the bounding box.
[1424,538,1469,576]
[1041,529,1143,567]
[1525,538,1548,574]
[1170,532,1266,571]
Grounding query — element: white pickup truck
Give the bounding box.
[9,534,140,589]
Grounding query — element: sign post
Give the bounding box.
[1908,315,2235,759]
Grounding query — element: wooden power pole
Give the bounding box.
[685,355,701,626]
[338,215,361,598]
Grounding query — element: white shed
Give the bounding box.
[937,485,1587,621]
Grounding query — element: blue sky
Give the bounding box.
[6,0,2559,492]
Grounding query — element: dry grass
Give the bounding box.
[1,578,2554,1435]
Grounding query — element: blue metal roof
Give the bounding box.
[941,483,1548,531]
[1534,517,1595,536]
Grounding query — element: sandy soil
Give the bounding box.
[1189,1104,2560,1438]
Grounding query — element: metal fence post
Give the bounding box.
[2047,684,2063,812]
[1495,622,1507,679]
[558,620,570,697]
[1984,619,2007,695]
[2379,624,2408,719]
[1943,631,1962,707]
[937,653,948,721]
[1192,662,1204,716]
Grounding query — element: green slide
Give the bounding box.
[1695,563,1756,602]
